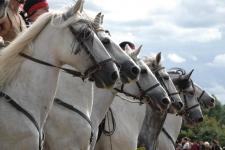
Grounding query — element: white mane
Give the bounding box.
[0,12,53,89]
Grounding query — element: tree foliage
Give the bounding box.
[178,96,225,147]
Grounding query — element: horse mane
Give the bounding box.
[0,12,53,89]
[168,67,186,75]
[143,56,162,69]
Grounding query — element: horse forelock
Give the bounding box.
[0,12,53,89]
[143,56,163,69]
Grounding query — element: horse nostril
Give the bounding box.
[111,71,118,81]
[197,117,203,122]
[211,98,215,103]
[162,97,170,105]
[131,66,140,76]
[178,102,184,109]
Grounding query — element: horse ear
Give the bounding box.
[131,45,142,57]
[124,44,132,53]
[101,14,104,25]
[182,69,194,80]
[73,0,84,14]
[93,12,101,28]
[155,52,161,65]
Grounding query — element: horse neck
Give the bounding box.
[138,106,167,150]
[91,87,115,129]
[55,70,93,118]
[3,8,26,42]
[3,24,60,129]
[163,113,183,143]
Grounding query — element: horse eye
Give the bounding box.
[188,91,194,95]
[81,28,92,39]
[141,68,148,74]
[101,38,110,45]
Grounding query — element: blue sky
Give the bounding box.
[48,0,225,104]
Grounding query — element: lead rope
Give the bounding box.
[106,111,113,150]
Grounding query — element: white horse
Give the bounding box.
[43,12,140,150]
[157,69,214,150]
[137,69,204,150]
[94,52,178,150]
[0,0,119,149]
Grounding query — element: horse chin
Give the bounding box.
[167,106,177,114]
[93,76,114,89]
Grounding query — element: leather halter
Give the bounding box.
[197,90,205,102]
[19,15,117,80]
[114,82,161,103]
[152,66,180,103]
[176,80,200,116]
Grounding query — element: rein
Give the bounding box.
[152,67,180,103]
[176,80,200,116]
[162,127,176,148]
[54,98,93,143]
[114,82,160,103]
[0,91,44,150]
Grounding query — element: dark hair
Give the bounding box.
[119,41,135,50]
[23,0,49,16]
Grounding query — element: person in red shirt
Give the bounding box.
[191,140,200,150]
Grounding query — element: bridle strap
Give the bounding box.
[184,103,200,113]
[162,127,176,148]
[19,52,84,78]
[153,67,180,103]
[114,82,160,101]
[54,98,94,143]
[177,93,200,116]
[139,82,161,98]
[83,58,115,77]
[0,91,43,150]
[114,86,141,100]
[197,90,205,102]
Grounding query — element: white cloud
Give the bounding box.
[206,83,225,104]
[167,53,186,63]
[208,53,225,67]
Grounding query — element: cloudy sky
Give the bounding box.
[48,0,225,104]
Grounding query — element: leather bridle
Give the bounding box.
[176,80,200,116]
[19,17,117,80]
[152,66,180,103]
[114,80,161,103]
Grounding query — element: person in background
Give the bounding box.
[204,141,211,150]
[191,140,200,150]
[23,0,49,23]
[0,0,26,42]
[182,137,191,150]
[211,140,221,150]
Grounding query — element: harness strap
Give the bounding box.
[97,107,116,142]
[197,90,205,102]
[0,91,43,150]
[162,127,176,148]
[54,98,94,143]
[19,53,85,78]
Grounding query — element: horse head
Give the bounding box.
[92,12,141,83]
[144,53,183,113]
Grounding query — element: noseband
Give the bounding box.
[152,67,180,103]
[176,80,200,116]
[19,16,117,80]
[114,81,160,103]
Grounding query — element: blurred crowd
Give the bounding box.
[176,137,225,150]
